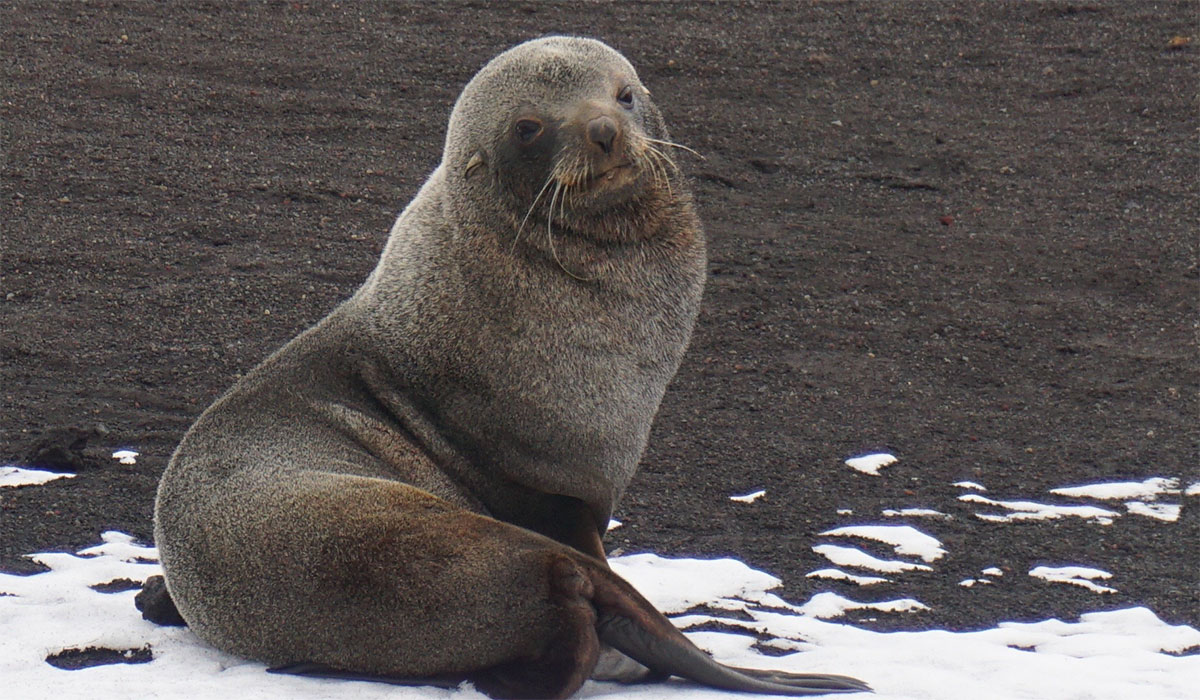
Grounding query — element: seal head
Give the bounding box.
[448,36,682,248]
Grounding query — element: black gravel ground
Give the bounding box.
[2,1,1197,640]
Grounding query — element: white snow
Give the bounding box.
[1185,481,1200,497]
[837,508,854,515]
[2,534,1198,699]
[1125,501,1182,522]
[880,507,949,519]
[811,544,933,574]
[606,519,622,532]
[112,450,139,465]
[952,480,987,491]
[1029,565,1118,595]
[844,453,897,475]
[818,525,946,562]
[805,568,891,586]
[960,493,1120,524]
[608,554,785,613]
[793,591,929,619]
[78,530,159,561]
[960,567,1004,588]
[1050,477,1179,500]
[989,606,1200,655]
[961,479,1189,525]
[729,489,765,503]
[0,466,76,488]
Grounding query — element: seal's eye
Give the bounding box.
[514,119,543,144]
[616,85,635,108]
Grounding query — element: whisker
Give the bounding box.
[568,154,586,208]
[545,182,567,272]
[512,174,558,257]
[546,179,593,282]
[646,143,680,173]
[645,150,665,193]
[644,136,705,160]
[644,145,674,199]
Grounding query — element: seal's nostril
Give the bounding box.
[587,115,618,155]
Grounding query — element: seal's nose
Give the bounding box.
[587,115,618,155]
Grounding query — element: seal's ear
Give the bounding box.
[464,151,485,179]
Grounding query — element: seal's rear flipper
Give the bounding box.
[596,612,869,695]
[731,665,872,692]
[267,662,465,689]
[134,575,187,627]
[588,565,871,696]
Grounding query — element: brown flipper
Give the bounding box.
[586,560,872,695]
[134,575,187,627]
[244,548,868,698]
[466,555,600,699]
[271,553,601,700]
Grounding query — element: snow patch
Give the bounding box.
[1125,501,1181,522]
[881,507,948,519]
[605,519,622,532]
[806,568,891,586]
[1030,566,1117,594]
[1185,481,1200,497]
[796,591,928,619]
[2,534,1198,699]
[989,607,1200,656]
[952,481,987,491]
[819,525,946,562]
[78,530,159,562]
[0,466,76,488]
[812,544,933,574]
[960,493,1119,524]
[729,489,765,503]
[844,453,897,475]
[609,554,782,613]
[961,568,1004,588]
[1049,477,1179,501]
[112,450,139,465]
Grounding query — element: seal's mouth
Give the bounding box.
[585,160,635,187]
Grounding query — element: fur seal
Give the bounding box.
[150,36,870,698]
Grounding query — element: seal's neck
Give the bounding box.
[347,163,705,520]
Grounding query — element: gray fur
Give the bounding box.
[155,35,704,690]
[153,36,872,698]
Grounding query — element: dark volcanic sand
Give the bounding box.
[2,1,1197,638]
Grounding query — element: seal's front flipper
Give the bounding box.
[134,575,187,627]
[267,662,465,689]
[466,553,602,699]
[587,564,871,696]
